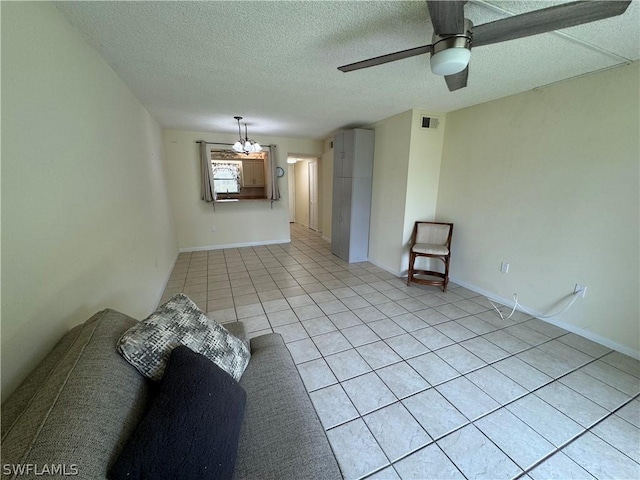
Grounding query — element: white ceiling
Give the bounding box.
[55,1,639,140]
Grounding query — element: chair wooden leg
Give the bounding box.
[443,255,450,292]
[407,252,414,286]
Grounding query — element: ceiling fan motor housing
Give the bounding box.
[430,19,473,76]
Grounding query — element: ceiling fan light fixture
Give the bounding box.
[430,18,473,77]
[430,46,471,76]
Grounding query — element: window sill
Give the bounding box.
[214,198,273,203]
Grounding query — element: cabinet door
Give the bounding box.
[352,129,375,178]
[331,179,342,256]
[341,130,355,178]
[333,132,344,178]
[348,178,372,262]
[241,161,252,186]
[242,160,265,186]
[339,178,353,261]
[252,160,265,186]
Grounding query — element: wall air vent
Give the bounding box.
[421,116,439,129]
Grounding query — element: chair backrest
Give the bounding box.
[415,222,453,246]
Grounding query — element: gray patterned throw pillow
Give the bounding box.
[117,294,250,381]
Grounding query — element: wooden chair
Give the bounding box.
[407,222,453,292]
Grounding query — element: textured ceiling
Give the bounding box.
[55,1,639,140]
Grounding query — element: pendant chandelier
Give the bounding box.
[232,116,262,154]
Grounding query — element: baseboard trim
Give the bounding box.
[321,235,331,243]
[366,258,402,278]
[179,238,291,253]
[450,276,640,360]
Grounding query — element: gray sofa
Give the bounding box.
[1,309,341,479]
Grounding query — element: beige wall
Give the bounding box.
[163,130,323,250]
[436,62,640,356]
[368,111,413,274]
[401,110,447,273]
[367,110,446,276]
[1,3,178,400]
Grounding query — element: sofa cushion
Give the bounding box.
[234,333,342,480]
[1,309,151,479]
[117,293,250,381]
[110,346,247,480]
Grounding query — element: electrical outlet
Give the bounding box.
[211,225,216,232]
[500,262,510,273]
[574,284,587,297]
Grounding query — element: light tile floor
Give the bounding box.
[161,224,640,480]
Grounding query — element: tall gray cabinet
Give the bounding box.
[331,129,375,263]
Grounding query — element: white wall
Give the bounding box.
[436,62,640,355]
[1,2,178,400]
[163,130,323,250]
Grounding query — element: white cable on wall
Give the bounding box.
[488,290,582,321]
[489,297,518,321]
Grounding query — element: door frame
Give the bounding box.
[288,163,296,223]
[308,161,318,231]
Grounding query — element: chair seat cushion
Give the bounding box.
[412,243,449,255]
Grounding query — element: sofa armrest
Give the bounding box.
[223,321,247,343]
[234,333,341,480]
[1,310,151,479]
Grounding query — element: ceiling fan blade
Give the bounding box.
[445,67,469,91]
[338,44,433,72]
[427,1,466,35]
[473,0,631,48]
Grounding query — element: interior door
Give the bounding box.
[309,161,318,231]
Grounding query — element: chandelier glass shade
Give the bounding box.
[232,116,262,154]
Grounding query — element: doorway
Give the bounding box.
[287,155,319,231]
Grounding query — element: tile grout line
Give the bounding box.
[321,342,622,437]
[513,392,640,479]
[355,339,640,479]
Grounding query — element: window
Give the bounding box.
[212,162,241,194]
[207,147,274,201]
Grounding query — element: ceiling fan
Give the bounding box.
[338,1,631,91]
